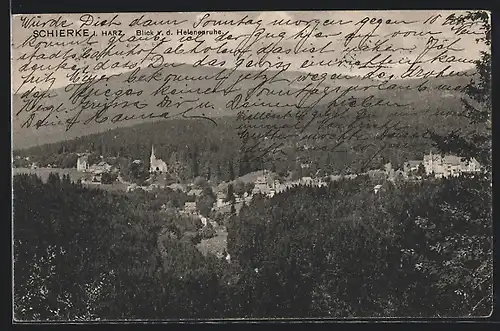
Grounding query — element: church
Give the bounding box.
[150,145,168,174]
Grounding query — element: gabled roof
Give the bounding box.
[188,188,203,196]
[168,183,187,191]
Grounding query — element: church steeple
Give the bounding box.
[151,145,156,160]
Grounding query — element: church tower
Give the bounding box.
[150,144,168,174]
[149,145,156,173]
[151,145,156,163]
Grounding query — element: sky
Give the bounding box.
[11,10,489,93]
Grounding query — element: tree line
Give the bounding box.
[13,170,492,319]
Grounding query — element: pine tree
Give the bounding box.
[427,11,491,170]
[228,160,235,181]
[424,10,492,316]
[191,145,200,178]
[215,162,222,180]
[239,150,250,177]
[230,200,236,215]
[226,184,235,203]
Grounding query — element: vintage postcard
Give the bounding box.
[11,10,492,321]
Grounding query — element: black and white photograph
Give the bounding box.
[11,10,492,321]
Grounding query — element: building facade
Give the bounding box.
[76,155,89,172]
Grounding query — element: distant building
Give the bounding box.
[91,173,103,183]
[150,145,168,174]
[216,191,226,201]
[167,183,188,192]
[183,201,197,214]
[76,155,89,171]
[423,151,481,178]
[215,192,229,207]
[89,161,112,174]
[367,169,387,180]
[300,176,314,186]
[188,188,203,197]
[404,160,422,174]
[126,183,139,192]
[252,171,274,194]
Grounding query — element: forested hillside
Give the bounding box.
[13,85,481,178]
[14,172,492,319]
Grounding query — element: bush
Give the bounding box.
[233,180,246,197]
[101,172,117,184]
[193,176,208,188]
[177,214,203,233]
[199,223,216,240]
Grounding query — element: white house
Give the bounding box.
[77,155,89,172]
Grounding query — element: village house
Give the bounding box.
[299,176,314,186]
[76,154,89,172]
[126,183,139,192]
[216,191,229,208]
[89,161,112,174]
[403,160,423,174]
[252,171,275,195]
[187,188,203,197]
[182,201,197,214]
[167,183,188,192]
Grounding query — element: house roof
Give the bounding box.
[168,183,187,192]
[405,160,422,166]
[442,155,463,166]
[188,188,203,196]
[469,158,481,166]
[424,154,441,161]
[216,182,228,193]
